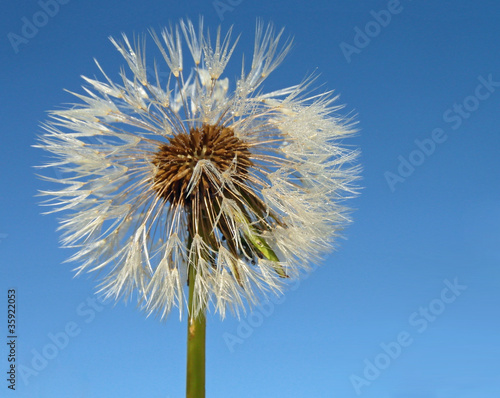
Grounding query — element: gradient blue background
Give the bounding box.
[1,1,499,397]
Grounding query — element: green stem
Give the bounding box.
[186,263,206,398]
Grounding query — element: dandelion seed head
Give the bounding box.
[36,18,360,320]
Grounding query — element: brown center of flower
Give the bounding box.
[152,124,252,206]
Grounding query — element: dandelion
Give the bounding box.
[37,18,359,397]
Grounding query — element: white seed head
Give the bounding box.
[37,19,360,320]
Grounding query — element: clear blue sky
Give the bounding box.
[1,1,499,397]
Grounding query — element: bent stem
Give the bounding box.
[186,263,206,398]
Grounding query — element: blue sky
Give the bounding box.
[1,0,499,397]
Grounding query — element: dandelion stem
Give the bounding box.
[186,257,206,398]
